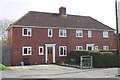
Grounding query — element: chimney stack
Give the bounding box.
[59,7,66,15]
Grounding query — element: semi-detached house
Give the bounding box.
[7,7,115,65]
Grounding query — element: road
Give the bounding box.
[1,64,119,78]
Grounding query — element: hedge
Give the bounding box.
[70,50,119,68]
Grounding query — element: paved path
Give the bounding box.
[1,64,119,78]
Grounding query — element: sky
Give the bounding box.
[0,0,120,29]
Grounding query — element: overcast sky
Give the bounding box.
[0,0,120,29]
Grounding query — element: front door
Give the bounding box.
[86,44,95,50]
[88,47,92,50]
[47,47,53,63]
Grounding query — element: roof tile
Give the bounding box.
[13,11,115,30]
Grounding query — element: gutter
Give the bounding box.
[7,25,116,31]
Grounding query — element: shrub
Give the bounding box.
[70,50,119,68]
[0,64,11,70]
[69,50,90,65]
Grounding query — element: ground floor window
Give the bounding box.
[95,46,98,50]
[59,46,67,56]
[39,46,44,55]
[103,46,109,50]
[22,47,32,55]
[76,46,83,50]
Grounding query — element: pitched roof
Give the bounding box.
[12,11,115,30]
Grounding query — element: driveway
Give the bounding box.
[1,64,119,78]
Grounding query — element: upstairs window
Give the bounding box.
[103,46,109,50]
[22,47,32,55]
[76,30,83,37]
[48,29,53,37]
[59,29,67,37]
[39,46,44,55]
[22,28,32,36]
[88,31,92,38]
[103,31,108,38]
[76,46,83,50]
[59,46,67,56]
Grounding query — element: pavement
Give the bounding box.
[1,64,119,78]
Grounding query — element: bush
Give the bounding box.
[69,50,90,65]
[0,64,11,70]
[70,50,119,68]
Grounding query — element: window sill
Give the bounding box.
[38,54,44,56]
[59,36,67,37]
[22,54,32,56]
[59,55,67,57]
[76,36,83,37]
[22,35,32,37]
[48,36,52,38]
[103,37,109,38]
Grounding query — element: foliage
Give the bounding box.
[58,61,69,66]
[0,19,14,42]
[70,50,119,68]
[0,64,11,70]
[0,40,7,46]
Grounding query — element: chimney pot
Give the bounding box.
[59,7,66,15]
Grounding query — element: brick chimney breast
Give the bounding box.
[59,7,66,15]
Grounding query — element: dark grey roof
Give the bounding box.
[13,11,115,30]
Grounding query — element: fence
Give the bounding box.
[0,45,12,66]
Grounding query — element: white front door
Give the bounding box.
[45,44,56,63]
[86,44,95,50]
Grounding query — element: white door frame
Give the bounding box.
[86,44,95,50]
[45,44,56,63]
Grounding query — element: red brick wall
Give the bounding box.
[8,28,13,46]
[8,27,116,65]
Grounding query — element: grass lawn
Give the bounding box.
[0,64,11,70]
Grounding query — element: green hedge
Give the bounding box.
[70,50,119,68]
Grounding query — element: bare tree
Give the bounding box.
[0,19,14,44]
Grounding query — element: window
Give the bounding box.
[95,46,98,50]
[103,31,108,38]
[39,46,44,55]
[22,47,32,55]
[59,46,67,56]
[76,46,83,50]
[48,29,53,37]
[88,31,92,38]
[76,30,83,37]
[103,46,109,50]
[22,28,32,36]
[59,29,67,37]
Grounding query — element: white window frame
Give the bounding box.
[76,46,83,50]
[76,30,83,37]
[88,31,92,38]
[59,46,67,56]
[39,46,44,55]
[103,31,109,38]
[103,46,109,50]
[48,29,53,37]
[59,29,67,37]
[95,46,99,50]
[22,28,32,36]
[22,47,32,55]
